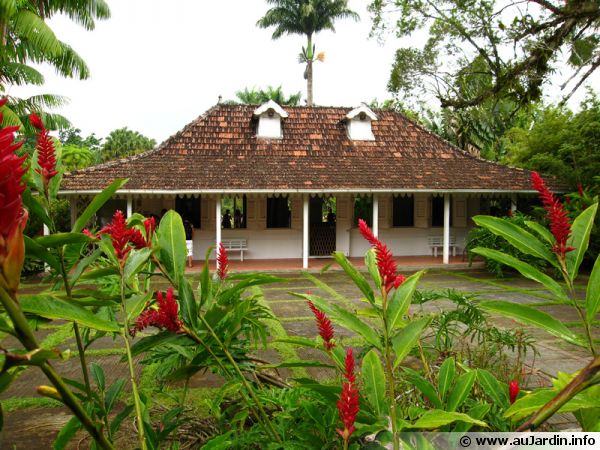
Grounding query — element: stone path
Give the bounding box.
[0,268,594,447]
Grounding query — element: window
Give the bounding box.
[221,195,247,229]
[431,196,452,227]
[97,199,127,228]
[480,197,511,217]
[393,196,414,227]
[353,196,373,227]
[176,197,201,228]
[267,197,291,228]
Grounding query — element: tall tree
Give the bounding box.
[100,127,156,162]
[257,0,359,106]
[234,85,302,105]
[369,0,600,110]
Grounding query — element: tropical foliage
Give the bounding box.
[234,85,302,106]
[99,127,156,162]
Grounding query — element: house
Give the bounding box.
[60,101,543,268]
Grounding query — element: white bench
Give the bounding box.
[428,236,458,258]
[221,238,248,261]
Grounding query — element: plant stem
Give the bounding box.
[0,287,114,450]
[563,271,596,356]
[119,270,147,450]
[381,288,399,450]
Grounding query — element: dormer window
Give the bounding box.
[346,104,377,141]
[254,100,288,139]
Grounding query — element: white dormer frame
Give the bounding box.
[254,100,288,139]
[346,104,378,141]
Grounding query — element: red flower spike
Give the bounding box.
[393,274,405,289]
[577,183,584,197]
[0,120,27,292]
[30,113,58,189]
[337,347,359,442]
[217,242,228,280]
[307,300,335,350]
[132,287,182,335]
[99,211,152,264]
[531,172,575,258]
[144,217,156,244]
[509,379,520,404]
[358,219,403,292]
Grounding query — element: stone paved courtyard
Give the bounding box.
[0,268,594,448]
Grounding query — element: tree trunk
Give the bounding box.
[307,59,313,106]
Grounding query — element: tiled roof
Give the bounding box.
[61,104,546,193]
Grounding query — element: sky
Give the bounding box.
[9,0,598,144]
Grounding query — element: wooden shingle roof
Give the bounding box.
[61,104,542,193]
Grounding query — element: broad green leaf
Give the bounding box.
[333,251,375,305]
[404,368,442,409]
[158,210,186,285]
[567,203,598,281]
[365,249,382,290]
[388,271,423,330]
[20,294,119,332]
[586,255,600,323]
[301,293,382,349]
[198,248,213,309]
[274,336,318,348]
[68,248,102,286]
[477,369,508,408]
[105,378,126,413]
[362,350,387,417]
[524,220,554,244]
[72,178,128,232]
[90,363,105,391]
[129,332,183,357]
[452,402,491,434]
[53,416,81,450]
[408,410,486,429]
[261,360,335,369]
[472,215,557,267]
[392,316,431,368]
[438,357,455,403]
[505,389,600,421]
[123,247,152,281]
[80,266,119,280]
[22,187,51,228]
[24,236,60,271]
[471,248,569,302]
[126,291,152,323]
[479,300,586,348]
[35,232,92,248]
[447,371,476,412]
[178,275,198,328]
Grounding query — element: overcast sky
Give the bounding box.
[9,0,597,144]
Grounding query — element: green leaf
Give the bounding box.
[35,232,92,248]
[586,255,600,323]
[80,266,119,280]
[90,363,105,391]
[68,248,102,287]
[567,203,598,281]
[365,249,382,290]
[505,389,600,421]
[20,294,119,332]
[261,360,335,369]
[198,248,213,309]
[362,349,387,417]
[22,188,51,228]
[123,247,152,281]
[333,251,375,305]
[388,271,423,330]
[158,210,186,284]
[105,379,126,413]
[178,275,198,328]
[404,368,442,409]
[447,371,476,412]
[274,336,318,348]
[438,357,455,403]
[129,332,182,357]
[24,236,61,271]
[409,410,486,429]
[471,247,569,302]
[53,416,81,450]
[476,369,508,408]
[72,178,128,232]
[524,220,554,244]
[472,215,557,267]
[126,291,152,323]
[391,316,431,369]
[479,300,586,348]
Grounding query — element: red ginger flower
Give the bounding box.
[99,210,148,264]
[144,216,156,243]
[337,347,359,442]
[132,287,182,335]
[531,172,575,258]
[307,300,335,350]
[509,379,520,404]
[29,113,58,190]
[358,219,405,292]
[0,99,28,293]
[217,242,228,280]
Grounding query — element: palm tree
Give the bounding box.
[235,85,302,105]
[257,0,359,106]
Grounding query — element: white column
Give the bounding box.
[216,195,222,267]
[443,194,450,265]
[126,196,133,218]
[43,224,50,272]
[372,194,379,237]
[511,194,518,214]
[302,195,309,269]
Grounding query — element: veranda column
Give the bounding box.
[303,195,309,269]
[216,195,222,269]
[372,194,379,237]
[126,196,133,218]
[443,194,450,265]
[511,194,518,214]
